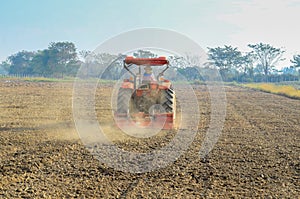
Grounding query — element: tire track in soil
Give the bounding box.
[193,85,221,198]
[226,86,300,145]
[224,86,300,197]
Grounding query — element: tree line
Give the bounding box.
[0,42,79,78]
[0,41,299,82]
[206,43,300,82]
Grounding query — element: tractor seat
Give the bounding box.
[142,80,151,84]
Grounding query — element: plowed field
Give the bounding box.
[0,80,299,198]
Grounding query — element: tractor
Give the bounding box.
[114,56,176,129]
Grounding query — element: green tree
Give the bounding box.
[30,50,51,76]
[291,54,300,76]
[0,61,10,75]
[291,54,300,67]
[78,50,94,77]
[79,51,121,78]
[7,51,36,74]
[167,55,203,81]
[238,52,255,81]
[47,41,78,77]
[248,43,285,76]
[99,53,123,79]
[291,55,300,68]
[177,67,202,81]
[207,45,244,81]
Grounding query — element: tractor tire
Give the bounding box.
[117,88,133,114]
[160,88,176,114]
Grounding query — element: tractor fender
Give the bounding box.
[121,81,134,89]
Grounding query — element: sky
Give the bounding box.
[0,0,299,69]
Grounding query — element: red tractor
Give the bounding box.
[115,56,176,129]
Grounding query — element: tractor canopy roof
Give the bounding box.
[125,56,169,66]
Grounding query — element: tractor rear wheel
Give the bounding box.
[117,88,133,114]
[160,88,176,115]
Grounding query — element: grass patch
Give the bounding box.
[244,83,300,99]
[0,76,117,84]
[23,77,75,82]
[275,81,300,90]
